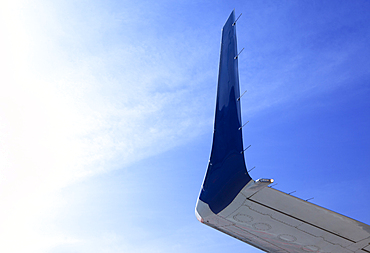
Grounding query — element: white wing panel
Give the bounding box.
[222,225,290,253]
[363,244,370,251]
[197,182,370,253]
[296,222,353,248]
[223,199,353,252]
[250,187,370,242]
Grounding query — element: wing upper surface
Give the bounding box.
[198,185,370,253]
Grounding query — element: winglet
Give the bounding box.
[198,10,252,214]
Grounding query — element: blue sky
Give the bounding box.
[0,0,369,252]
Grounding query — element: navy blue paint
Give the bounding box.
[199,10,252,214]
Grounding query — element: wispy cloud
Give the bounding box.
[0,1,216,251]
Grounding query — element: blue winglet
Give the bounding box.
[199,10,252,214]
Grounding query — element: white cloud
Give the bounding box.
[0,1,213,252]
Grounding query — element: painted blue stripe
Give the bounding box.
[199,10,252,214]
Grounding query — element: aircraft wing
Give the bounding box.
[195,10,370,253]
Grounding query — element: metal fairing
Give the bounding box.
[195,10,370,253]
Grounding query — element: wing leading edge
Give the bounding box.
[195,10,370,253]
